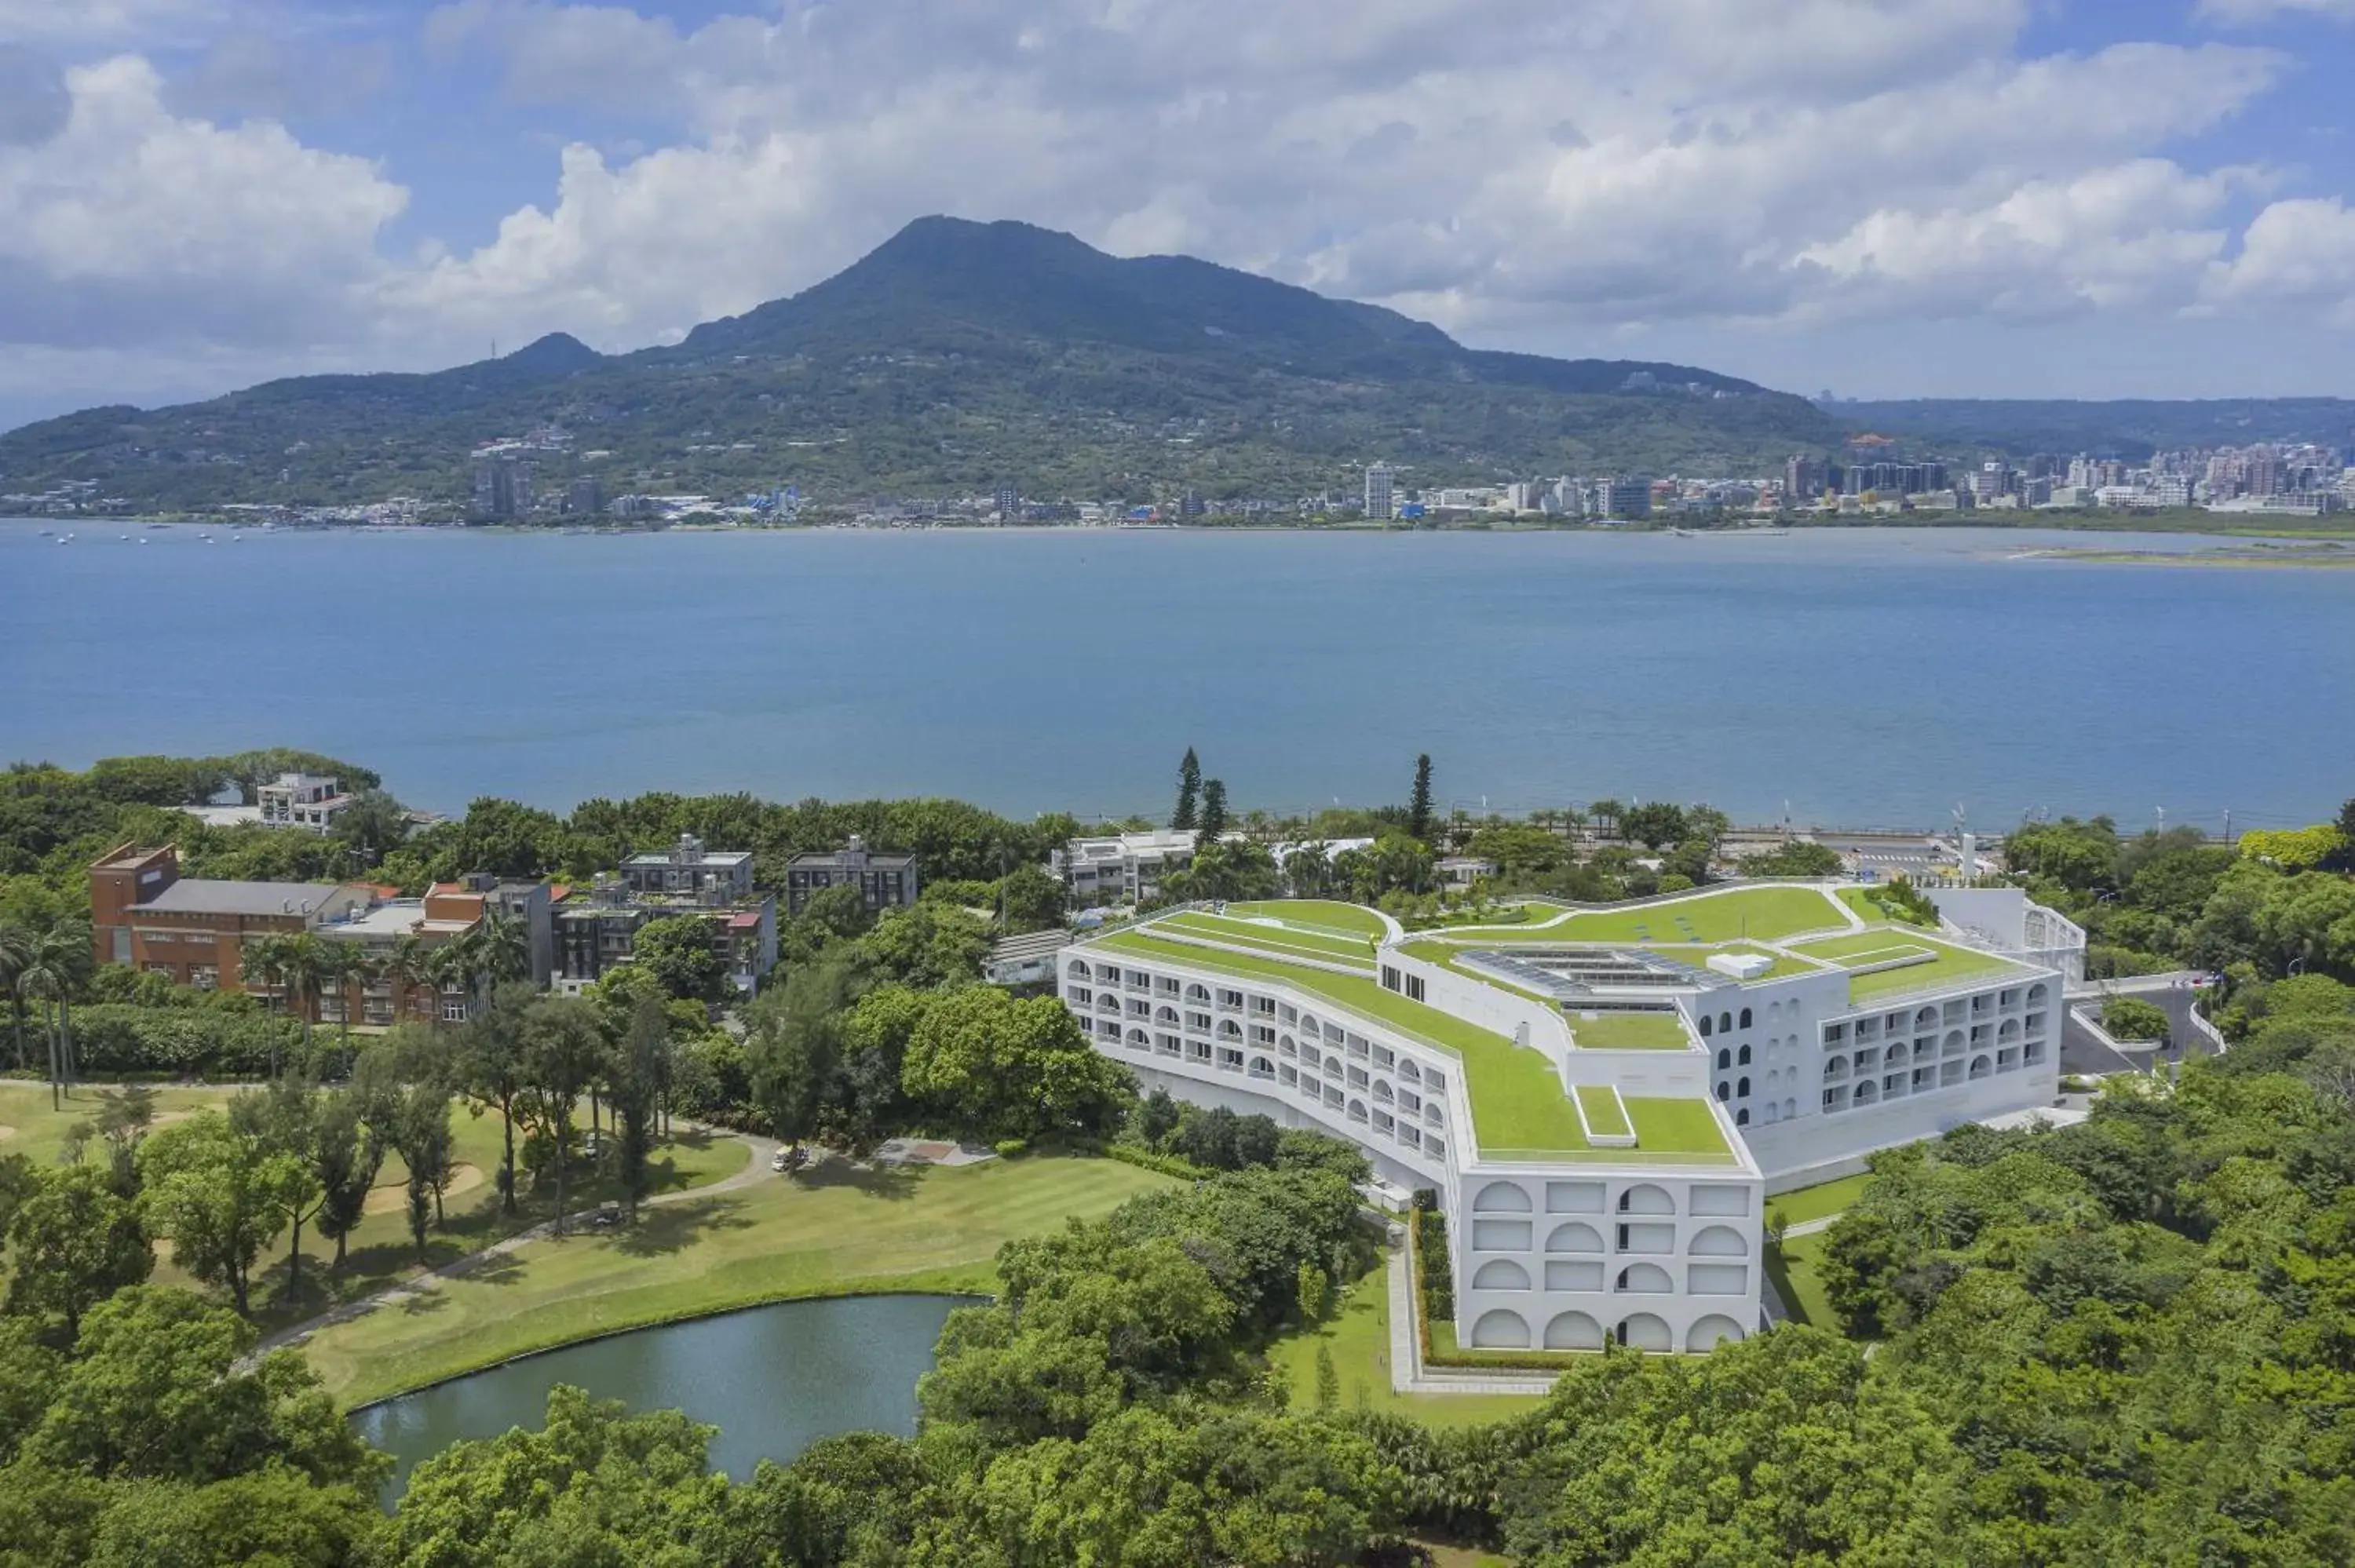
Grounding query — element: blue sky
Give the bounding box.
[2,0,2353,429]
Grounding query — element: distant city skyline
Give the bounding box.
[5,0,2355,431]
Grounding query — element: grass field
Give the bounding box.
[0,1080,747,1335]
[305,1154,1175,1407]
[1446,885,1853,946]
[1767,1172,1871,1228]
[1266,1254,1546,1429]
[1765,1231,1839,1329]
[1788,928,2028,1003]
[1565,1010,1692,1051]
[1157,911,1378,966]
[1575,1085,1630,1138]
[1224,900,1393,939]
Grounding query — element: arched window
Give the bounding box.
[1218,1019,1242,1037]
[1615,1264,1674,1294]
[1186,983,1210,1002]
[1698,1015,1713,1037]
[1736,1076,1750,1097]
[1716,1048,1731,1070]
[1686,1315,1746,1352]
[1616,1183,1675,1215]
[1735,1108,1749,1125]
[1784,1097,1798,1119]
[1471,1260,1530,1290]
[1373,1080,1394,1103]
[1715,1082,1729,1102]
[1067,961,1091,981]
[1969,1055,1992,1079]
[1473,1183,1534,1212]
[1736,1045,1751,1066]
[1546,1221,1604,1253]
[1616,1313,1672,1351]
[1545,1311,1603,1350]
[1718,1012,1732,1033]
[1739,1007,1753,1029]
[1399,1060,1421,1082]
[1470,1310,1530,1349]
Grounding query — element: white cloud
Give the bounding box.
[4,0,2355,425]
[2206,198,2355,323]
[2196,0,2355,23]
[0,57,407,348]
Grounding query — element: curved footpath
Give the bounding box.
[250,1125,783,1365]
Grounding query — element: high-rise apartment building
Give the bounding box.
[1364,464,1396,520]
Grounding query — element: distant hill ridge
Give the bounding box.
[0,217,1837,509]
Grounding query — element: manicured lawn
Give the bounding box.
[1790,928,2028,1003]
[0,1079,235,1167]
[2,1081,746,1335]
[1266,1254,1546,1429]
[1565,1010,1691,1050]
[1448,885,1853,946]
[1839,886,1932,928]
[1766,1230,1840,1329]
[1575,1085,1630,1138]
[1767,1172,1871,1228]
[1158,911,1377,966]
[1622,1096,1734,1157]
[1225,900,1393,939]
[305,1154,1176,1407]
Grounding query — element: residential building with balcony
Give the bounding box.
[256,772,354,833]
[1057,883,2068,1356]
[554,839,778,995]
[1050,829,1199,907]
[783,836,919,916]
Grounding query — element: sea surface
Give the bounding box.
[4,520,2350,830]
[349,1292,963,1500]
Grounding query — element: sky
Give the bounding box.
[3,0,2355,431]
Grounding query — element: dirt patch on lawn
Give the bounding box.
[0,1125,16,1141]
[363,1163,486,1216]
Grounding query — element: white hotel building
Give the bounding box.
[1058,883,2072,1355]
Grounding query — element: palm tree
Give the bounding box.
[0,918,34,1073]
[243,932,328,1076]
[379,932,433,1026]
[17,924,92,1110]
[473,911,530,992]
[316,940,377,1076]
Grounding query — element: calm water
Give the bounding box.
[349,1293,964,1499]
[5,521,2351,830]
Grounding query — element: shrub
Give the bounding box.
[2102,997,2169,1043]
[68,1004,310,1078]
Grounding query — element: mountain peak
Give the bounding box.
[500,332,601,374]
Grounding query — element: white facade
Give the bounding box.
[1061,915,1766,1355]
[256,772,351,833]
[1052,830,1198,906]
[1058,885,2070,1353]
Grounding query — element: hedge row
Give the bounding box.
[35,1004,311,1080]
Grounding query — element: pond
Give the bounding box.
[350,1293,969,1501]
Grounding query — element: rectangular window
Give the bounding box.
[1381,965,1401,991]
[1404,975,1426,1002]
[441,999,468,1022]
[1217,989,1243,1008]
[1186,1012,1211,1032]
[1372,1046,1394,1069]
[1217,1048,1244,1069]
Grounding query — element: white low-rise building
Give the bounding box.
[1057,883,2070,1355]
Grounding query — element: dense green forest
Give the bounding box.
[5,1037,2354,1564]
[5,753,2355,1562]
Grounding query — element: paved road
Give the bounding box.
[2065,975,2221,1078]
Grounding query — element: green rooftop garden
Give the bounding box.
[1224,899,1392,939]
[1787,928,2030,1003]
[1564,1010,1692,1051]
[1438,884,1853,946]
[1623,942,1824,982]
[1086,925,1733,1165]
[1157,910,1376,965]
[1575,1085,1631,1139]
